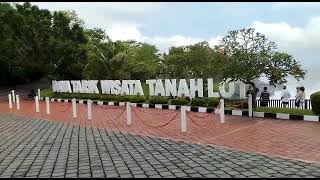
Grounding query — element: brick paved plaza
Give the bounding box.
[0,100,320,178]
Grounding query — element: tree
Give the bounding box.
[127,42,160,80]
[0,2,52,84]
[218,28,306,108]
[0,2,90,84]
[82,28,110,79]
[161,42,222,80]
[47,10,88,80]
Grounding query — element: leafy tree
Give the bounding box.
[127,42,160,80]
[161,42,222,80]
[0,2,52,84]
[218,28,306,108]
[82,28,110,79]
[0,2,89,84]
[47,10,88,80]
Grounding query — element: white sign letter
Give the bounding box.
[154,79,166,96]
[165,79,177,97]
[190,79,203,98]
[134,80,144,96]
[177,79,189,97]
[219,79,235,98]
[207,78,220,98]
[146,79,156,96]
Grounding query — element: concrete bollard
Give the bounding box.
[248,94,253,117]
[8,94,12,109]
[72,98,77,118]
[181,106,187,132]
[87,99,92,120]
[45,97,50,114]
[35,96,40,113]
[126,102,132,125]
[38,89,41,100]
[12,90,15,103]
[16,95,20,110]
[220,99,225,123]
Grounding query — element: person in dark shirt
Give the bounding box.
[260,87,270,107]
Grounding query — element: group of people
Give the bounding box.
[259,86,306,108]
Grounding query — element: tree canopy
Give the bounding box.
[217,28,306,106]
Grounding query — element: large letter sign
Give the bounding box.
[52,78,247,99]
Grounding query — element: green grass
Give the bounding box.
[255,107,315,116]
[40,88,55,98]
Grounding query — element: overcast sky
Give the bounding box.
[13,2,320,98]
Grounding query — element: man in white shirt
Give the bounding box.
[281,86,291,108]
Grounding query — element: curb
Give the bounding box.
[40,97,320,122]
[40,97,215,113]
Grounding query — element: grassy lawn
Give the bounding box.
[255,107,315,116]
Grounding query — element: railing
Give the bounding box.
[256,99,312,110]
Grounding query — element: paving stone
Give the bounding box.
[0,114,319,178]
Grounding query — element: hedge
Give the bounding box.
[311,91,320,115]
[170,98,190,105]
[41,89,231,108]
[148,96,169,104]
[191,98,207,107]
[207,98,220,107]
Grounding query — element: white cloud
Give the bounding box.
[108,24,143,41]
[107,25,222,52]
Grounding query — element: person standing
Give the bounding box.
[299,86,306,109]
[295,86,306,108]
[260,87,270,107]
[295,87,301,108]
[281,86,291,108]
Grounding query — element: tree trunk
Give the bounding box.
[252,90,257,109]
[248,82,258,110]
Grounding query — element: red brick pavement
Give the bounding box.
[1,99,320,164]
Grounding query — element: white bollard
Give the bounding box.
[8,94,12,109]
[220,99,225,123]
[45,97,50,114]
[248,94,253,117]
[87,100,92,120]
[181,106,187,132]
[38,89,41,100]
[11,90,15,103]
[35,96,40,113]
[16,95,20,110]
[72,98,77,118]
[126,102,132,125]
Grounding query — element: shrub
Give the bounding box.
[191,98,207,107]
[148,96,169,104]
[128,96,147,103]
[40,88,54,98]
[207,98,220,107]
[224,99,248,109]
[170,98,189,105]
[115,95,129,102]
[311,91,320,115]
